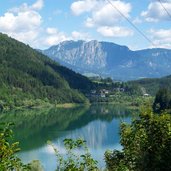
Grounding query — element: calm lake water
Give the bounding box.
[0,104,137,170]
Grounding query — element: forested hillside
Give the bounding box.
[0,33,92,110]
[129,75,171,95]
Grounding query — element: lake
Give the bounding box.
[0,104,137,170]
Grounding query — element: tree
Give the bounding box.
[0,122,27,170]
[153,88,171,112]
[105,108,171,171]
[49,138,98,171]
[0,102,3,111]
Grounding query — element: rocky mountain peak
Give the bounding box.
[42,40,171,81]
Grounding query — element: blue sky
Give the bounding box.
[0,0,171,50]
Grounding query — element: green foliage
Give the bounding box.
[0,122,44,171]
[130,75,171,96]
[48,138,99,171]
[105,108,171,171]
[0,122,28,170]
[28,160,43,171]
[153,88,171,113]
[105,150,127,171]
[124,84,143,96]
[0,33,91,110]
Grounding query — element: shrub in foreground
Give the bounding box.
[48,138,99,171]
[105,108,171,171]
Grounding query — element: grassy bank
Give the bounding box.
[55,103,90,108]
[91,94,154,109]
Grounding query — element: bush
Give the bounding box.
[28,160,44,171]
[48,138,99,171]
[153,88,171,113]
[105,108,171,171]
[0,122,28,170]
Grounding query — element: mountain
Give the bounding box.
[0,33,93,110]
[42,40,171,81]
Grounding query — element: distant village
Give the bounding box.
[88,87,125,98]
[87,76,150,100]
[87,88,150,99]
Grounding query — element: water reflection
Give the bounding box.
[0,104,137,170]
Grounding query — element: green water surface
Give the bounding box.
[0,104,137,170]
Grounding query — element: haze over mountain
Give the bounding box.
[42,40,171,81]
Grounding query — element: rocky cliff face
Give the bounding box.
[44,40,107,69]
[42,40,171,81]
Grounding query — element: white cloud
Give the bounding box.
[35,27,70,48]
[0,0,68,49]
[0,0,42,45]
[133,17,142,24]
[85,17,94,28]
[71,0,131,27]
[97,26,133,37]
[0,11,41,43]
[39,29,91,48]
[32,0,44,10]
[71,0,97,16]
[71,31,91,40]
[87,0,131,27]
[71,0,132,38]
[43,28,68,46]
[9,0,43,13]
[46,27,58,34]
[141,1,171,22]
[149,29,171,48]
[151,0,171,2]
[0,0,94,49]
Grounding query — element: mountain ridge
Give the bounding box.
[42,40,171,81]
